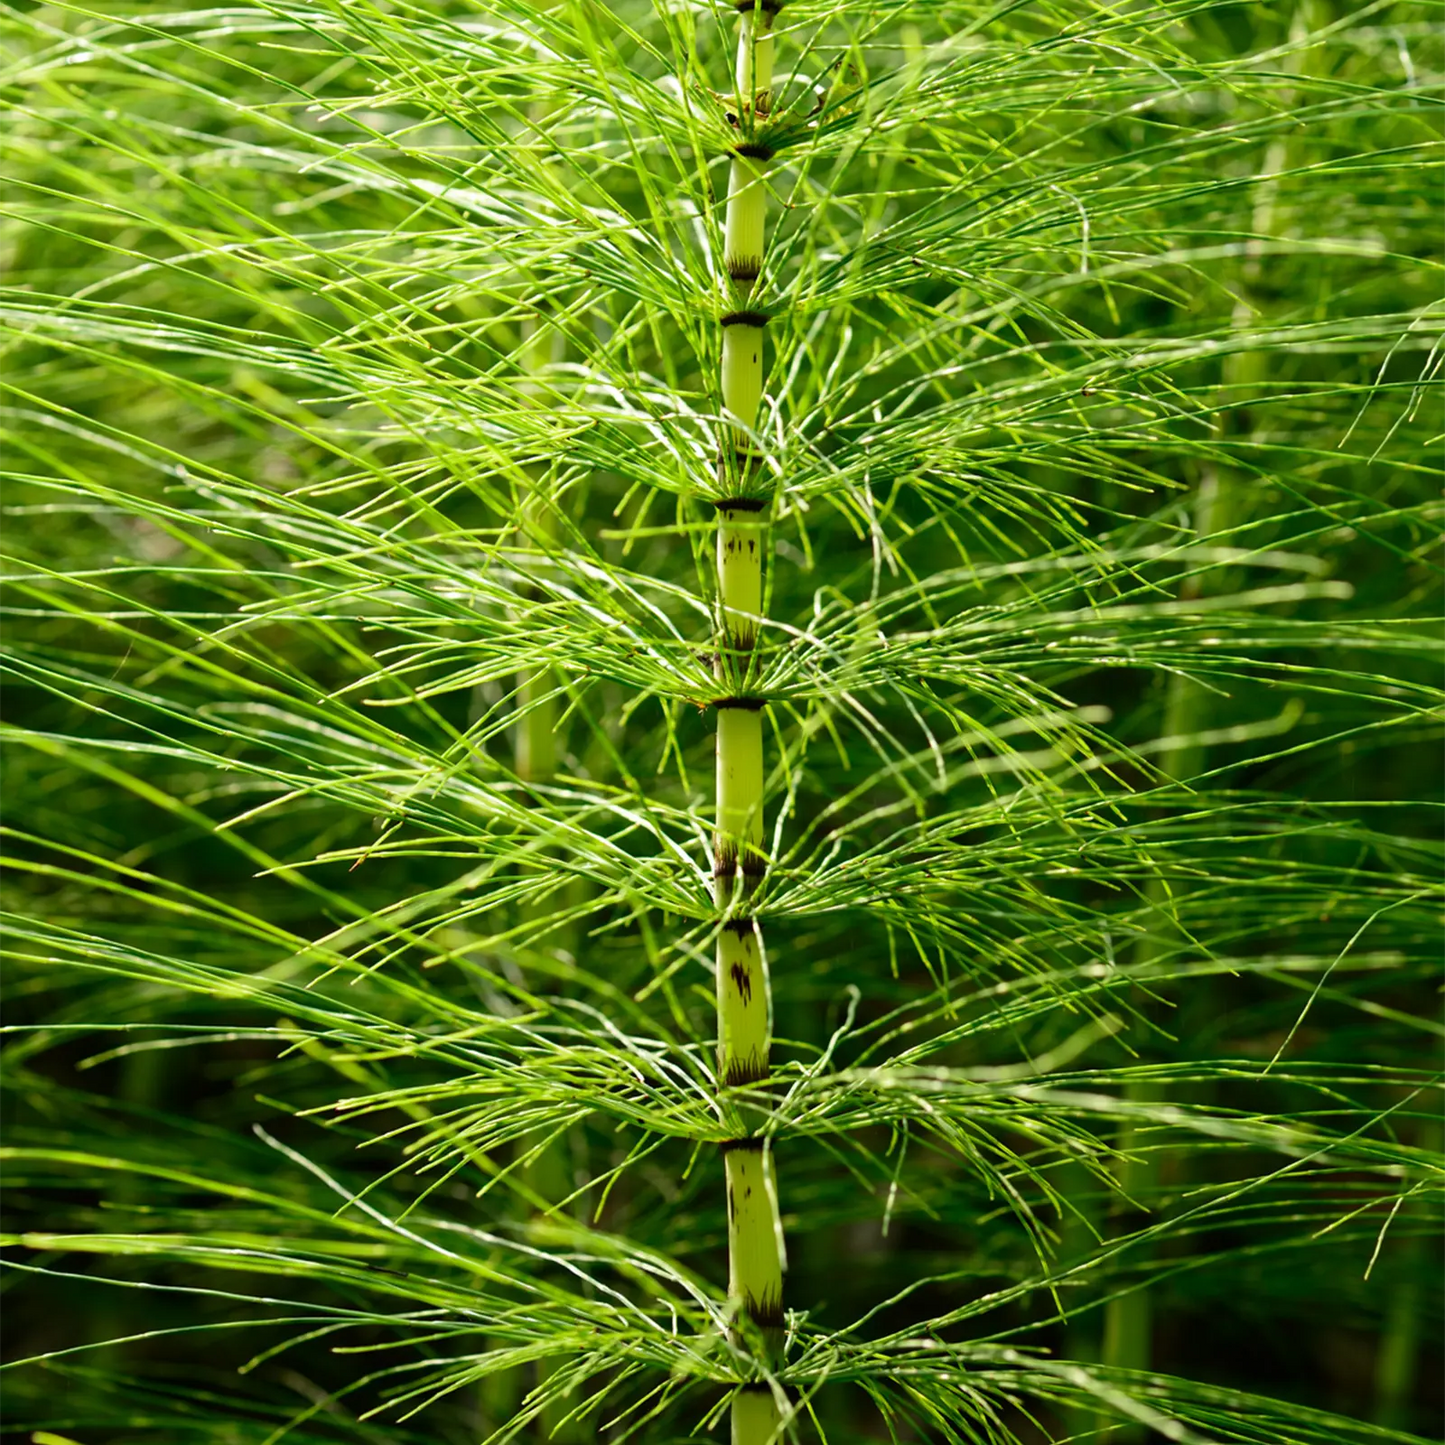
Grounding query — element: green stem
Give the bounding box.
[1373,1259,1422,1429]
[724,1140,786,1334]
[517,666,558,783]
[1101,467,1223,1418]
[517,312,561,786]
[733,1385,784,1445]
[1099,12,1319,1413]
[505,309,586,1441]
[715,7,785,1440]
[1373,1120,1438,1427]
[1099,461,1223,1442]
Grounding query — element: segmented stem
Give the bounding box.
[715,5,784,1440]
[516,312,560,783]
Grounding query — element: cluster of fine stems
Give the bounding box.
[9,1,1441,1441]
[712,2,785,1438]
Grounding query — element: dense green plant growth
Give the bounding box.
[2,0,1442,1441]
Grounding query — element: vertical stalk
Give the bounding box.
[714,5,784,1440]
[1100,12,1320,1425]
[1373,1118,1438,1427]
[1103,8,1329,1410]
[506,310,585,1442]
[517,313,560,785]
[1373,1237,1424,1429]
[1099,534,1218,1412]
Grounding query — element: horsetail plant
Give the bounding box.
[3,2,1443,1443]
[713,7,788,1435]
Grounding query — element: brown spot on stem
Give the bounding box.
[730,959,754,1004]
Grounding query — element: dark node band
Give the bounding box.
[723,916,756,936]
[726,259,761,282]
[723,1055,768,1087]
[743,1294,785,1330]
[712,495,770,513]
[720,1136,765,1153]
[715,449,765,485]
[713,695,766,710]
[715,853,766,891]
[735,0,783,12]
[739,1383,774,1395]
[721,309,769,328]
[734,142,774,161]
[716,459,764,488]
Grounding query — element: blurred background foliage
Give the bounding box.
[1,0,1441,1440]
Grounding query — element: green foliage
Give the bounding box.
[2,0,1441,1440]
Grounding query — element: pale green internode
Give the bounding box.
[717,509,765,655]
[724,1143,786,1332]
[721,323,764,451]
[715,704,764,887]
[717,921,770,1085]
[514,513,559,780]
[515,671,557,782]
[724,158,767,283]
[515,311,562,787]
[734,10,774,111]
[724,5,773,287]
[731,1386,783,1445]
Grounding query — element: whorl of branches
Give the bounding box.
[1,1,1441,1442]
